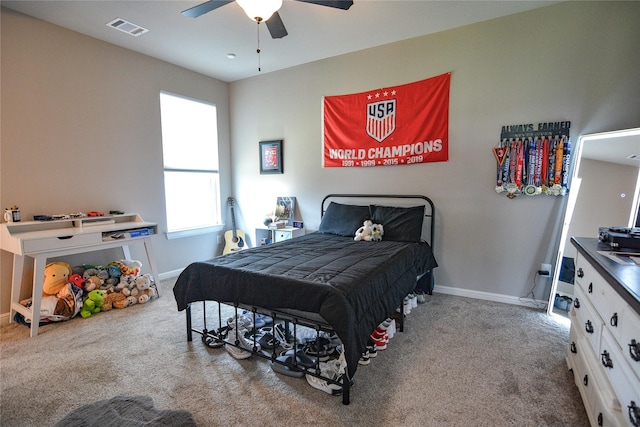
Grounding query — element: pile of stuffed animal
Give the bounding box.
[31,259,157,323]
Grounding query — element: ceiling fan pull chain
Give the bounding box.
[256,19,262,72]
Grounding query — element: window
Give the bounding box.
[160,92,221,238]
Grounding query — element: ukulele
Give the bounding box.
[223,197,247,255]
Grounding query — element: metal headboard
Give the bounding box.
[320,194,435,251]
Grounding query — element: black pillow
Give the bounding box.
[370,205,424,242]
[319,202,371,237]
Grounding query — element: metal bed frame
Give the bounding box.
[182,194,436,404]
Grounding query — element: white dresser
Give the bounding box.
[568,237,640,426]
[1,213,159,337]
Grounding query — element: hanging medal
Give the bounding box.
[524,138,537,196]
[546,137,556,195]
[534,137,543,194]
[502,140,511,193]
[561,138,571,196]
[550,136,563,195]
[493,139,508,193]
[541,136,548,194]
[504,139,518,197]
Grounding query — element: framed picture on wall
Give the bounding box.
[259,140,283,174]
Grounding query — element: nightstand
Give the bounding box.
[255,226,304,245]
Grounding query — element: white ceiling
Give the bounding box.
[580,129,640,168]
[2,0,560,82]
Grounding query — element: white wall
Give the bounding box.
[0,8,231,313]
[229,2,640,302]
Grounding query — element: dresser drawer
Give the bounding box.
[571,334,626,426]
[620,304,640,382]
[574,285,603,355]
[575,253,599,293]
[600,329,640,427]
[576,253,612,322]
[22,233,102,253]
[568,326,581,364]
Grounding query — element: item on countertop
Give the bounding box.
[4,206,21,222]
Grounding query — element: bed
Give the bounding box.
[173,194,438,404]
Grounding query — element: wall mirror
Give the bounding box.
[548,127,640,316]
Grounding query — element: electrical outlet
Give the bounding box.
[537,263,552,277]
[217,235,222,244]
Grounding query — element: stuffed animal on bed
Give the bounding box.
[354,220,373,241]
[43,262,73,297]
[370,223,384,241]
[354,220,384,241]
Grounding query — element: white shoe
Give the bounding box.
[305,356,346,395]
[225,328,261,359]
[381,318,396,339]
[403,297,411,315]
[409,293,418,308]
[227,314,254,331]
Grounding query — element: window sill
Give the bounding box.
[165,224,223,240]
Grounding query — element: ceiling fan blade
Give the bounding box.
[181,0,233,18]
[266,11,288,39]
[294,0,354,10]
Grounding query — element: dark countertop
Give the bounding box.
[571,237,640,314]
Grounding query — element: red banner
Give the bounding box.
[323,73,450,167]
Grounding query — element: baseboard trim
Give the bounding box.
[0,277,548,327]
[157,268,183,281]
[433,284,548,310]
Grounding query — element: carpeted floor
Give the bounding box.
[0,278,588,426]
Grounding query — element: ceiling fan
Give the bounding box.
[181,0,354,39]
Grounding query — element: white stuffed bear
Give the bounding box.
[117,274,138,296]
[354,220,373,241]
[135,274,156,304]
[370,223,384,241]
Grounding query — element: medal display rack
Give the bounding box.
[494,123,571,199]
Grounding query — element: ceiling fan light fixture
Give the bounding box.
[236,0,283,22]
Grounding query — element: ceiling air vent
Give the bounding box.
[106,18,149,37]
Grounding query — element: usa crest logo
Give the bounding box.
[366,99,396,142]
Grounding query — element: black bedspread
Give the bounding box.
[173,232,437,377]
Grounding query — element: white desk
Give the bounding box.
[1,213,159,337]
